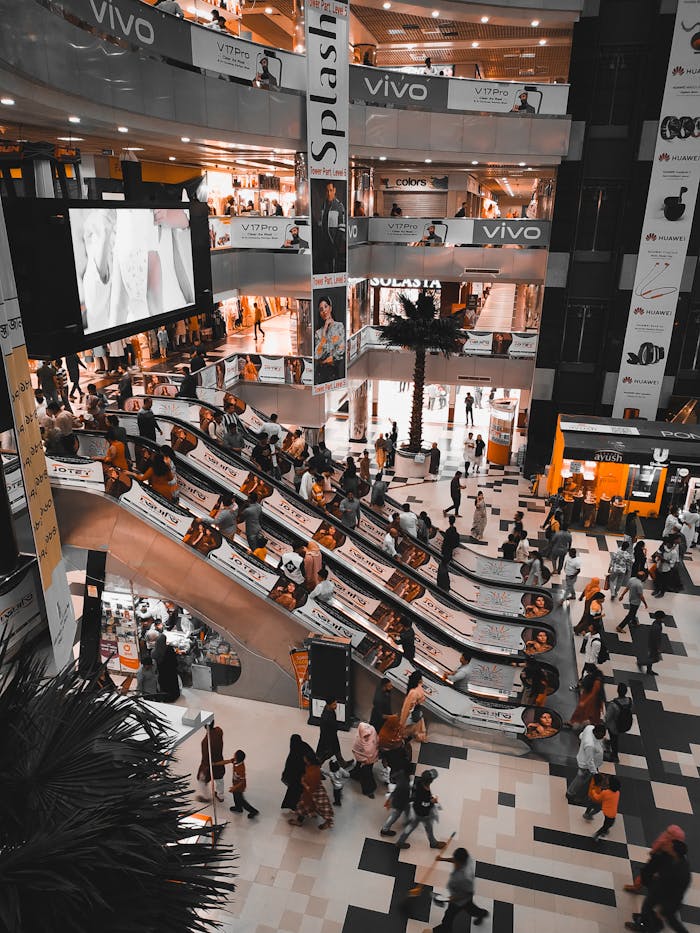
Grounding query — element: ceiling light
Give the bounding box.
[0,97,15,106]
[480,15,489,23]
[471,41,479,48]
[407,43,416,48]
[471,160,479,165]
[519,162,526,167]
[68,115,81,124]
[538,38,547,45]
[123,147,144,151]
[431,10,440,17]
[382,1,390,7]
[379,156,387,161]
[181,136,190,143]
[425,158,432,163]
[169,156,176,161]
[57,136,84,142]
[530,19,539,26]
[117,126,128,133]
[264,5,273,12]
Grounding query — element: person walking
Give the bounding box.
[374,434,387,470]
[525,551,544,587]
[624,509,639,544]
[396,769,446,850]
[219,750,259,818]
[196,721,226,803]
[566,723,606,803]
[443,471,466,517]
[369,678,393,733]
[574,577,602,635]
[136,397,162,443]
[547,525,571,574]
[65,352,87,400]
[281,734,316,811]
[624,825,686,895]
[463,432,475,476]
[565,666,605,730]
[358,450,371,484]
[380,766,413,837]
[583,773,621,840]
[441,515,461,562]
[351,722,379,798]
[253,302,265,340]
[464,392,474,427]
[288,753,334,830]
[470,491,487,542]
[604,682,633,762]
[473,434,486,473]
[625,839,691,932]
[316,698,349,765]
[608,541,634,599]
[639,610,666,676]
[632,540,648,576]
[157,326,169,359]
[562,547,582,600]
[427,442,441,480]
[432,846,489,930]
[652,538,679,598]
[616,571,649,632]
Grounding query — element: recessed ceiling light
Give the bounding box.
[471,160,479,165]
[379,156,387,161]
[117,126,128,133]
[530,19,539,26]
[264,5,273,12]
[382,2,391,8]
[519,162,526,167]
[480,15,489,23]
[471,41,479,48]
[68,115,81,124]
[431,10,440,17]
[181,136,190,143]
[0,97,15,106]
[425,158,432,163]
[123,147,144,152]
[169,156,176,161]
[57,136,84,142]
[538,38,547,45]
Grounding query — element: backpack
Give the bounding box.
[596,635,610,665]
[540,565,552,583]
[613,699,633,733]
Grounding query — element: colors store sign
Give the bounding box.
[614,0,700,418]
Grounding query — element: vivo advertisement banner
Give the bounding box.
[306,1,350,396]
[350,66,449,110]
[447,79,569,116]
[46,452,558,738]
[190,28,305,91]
[614,0,700,418]
[365,218,550,248]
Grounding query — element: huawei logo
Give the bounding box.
[633,307,644,315]
[646,232,657,241]
[659,152,670,161]
[673,65,685,75]
[623,377,632,384]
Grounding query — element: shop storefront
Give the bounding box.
[206,169,296,219]
[547,415,700,526]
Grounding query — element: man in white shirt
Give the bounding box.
[310,568,334,604]
[399,503,418,538]
[383,528,399,558]
[562,547,582,600]
[582,621,603,672]
[463,432,476,476]
[261,414,282,449]
[566,723,606,802]
[446,652,473,694]
[662,506,682,539]
[515,533,530,563]
[299,469,316,502]
[279,547,306,585]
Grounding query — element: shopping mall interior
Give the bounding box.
[1,0,700,931]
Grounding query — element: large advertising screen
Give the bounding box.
[3,199,212,358]
[70,207,195,335]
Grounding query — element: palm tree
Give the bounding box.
[378,291,461,452]
[0,644,235,933]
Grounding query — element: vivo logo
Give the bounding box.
[363,75,427,101]
[89,0,155,44]
[481,223,542,241]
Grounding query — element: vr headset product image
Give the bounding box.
[626,342,665,366]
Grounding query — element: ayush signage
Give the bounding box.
[614,0,700,418]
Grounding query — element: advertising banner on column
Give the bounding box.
[614,0,700,418]
[306,0,349,395]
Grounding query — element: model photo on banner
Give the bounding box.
[311,179,347,275]
[312,287,347,388]
[70,207,195,334]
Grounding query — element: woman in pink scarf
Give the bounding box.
[351,722,379,798]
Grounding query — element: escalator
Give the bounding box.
[46,439,564,742]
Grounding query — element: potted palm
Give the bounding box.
[0,645,234,933]
[377,291,461,461]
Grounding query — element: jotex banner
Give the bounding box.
[614,0,700,418]
[306,0,349,395]
[190,28,305,91]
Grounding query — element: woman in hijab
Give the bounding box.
[351,722,379,798]
[378,714,411,777]
[520,657,548,706]
[564,666,605,730]
[281,734,315,811]
[574,577,601,635]
[157,645,180,702]
[288,753,334,830]
[196,721,225,802]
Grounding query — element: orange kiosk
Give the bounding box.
[487,399,517,466]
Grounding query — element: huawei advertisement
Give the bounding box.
[3,199,212,357]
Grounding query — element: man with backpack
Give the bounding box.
[395,769,446,850]
[604,682,633,762]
